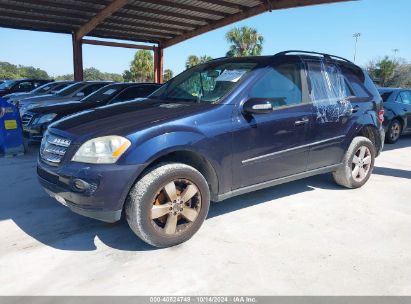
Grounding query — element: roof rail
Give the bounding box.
[274,50,353,64]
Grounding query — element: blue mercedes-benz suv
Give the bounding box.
[37,51,385,247]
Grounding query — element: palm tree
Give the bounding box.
[130,50,154,82]
[163,69,173,82]
[225,26,264,57]
[185,55,213,69]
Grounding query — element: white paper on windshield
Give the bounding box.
[103,89,117,95]
[216,70,247,82]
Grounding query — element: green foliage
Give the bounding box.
[185,55,212,69]
[55,67,123,81]
[122,70,134,82]
[0,61,50,80]
[367,56,398,87]
[163,69,173,82]
[225,26,264,57]
[130,50,154,82]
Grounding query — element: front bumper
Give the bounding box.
[37,158,144,223]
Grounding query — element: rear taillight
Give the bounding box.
[378,109,384,123]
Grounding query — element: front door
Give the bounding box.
[232,60,312,189]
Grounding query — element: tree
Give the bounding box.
[122,70,133,82]
[185,55,213,69]
[163,69,173,82]
[225,26,264,57]
[130,50,154,82]
[0,61,50,79]
[367,56,398,87]
[55,67,123,81]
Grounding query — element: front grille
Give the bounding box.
[21,113,34,127]
[40,133,71,165]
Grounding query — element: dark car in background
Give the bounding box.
[3,81,75,105]
[379,87,411,143]
[19,81,111,115]
[23,82,161,141]
[0,79,52,97]
[37,51,384,248]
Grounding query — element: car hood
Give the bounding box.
[19,94,75,105]
[30,100,93,115]
[50,98,215,141]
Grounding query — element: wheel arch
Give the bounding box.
[354,124,382,154]
[137,149,220,201]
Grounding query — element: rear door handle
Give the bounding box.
[294,117,310,126]
[351,105,360,113]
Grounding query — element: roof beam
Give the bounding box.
[75,0,128,40]
[82,38,155,50]
[163,0,352,48]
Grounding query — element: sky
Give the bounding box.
[0,0,410,77]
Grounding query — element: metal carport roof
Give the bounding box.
[0,0,353,81]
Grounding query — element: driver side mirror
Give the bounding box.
[242,98,273,115]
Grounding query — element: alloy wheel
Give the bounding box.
[150,179,201,235]
[351,146,372,182]
[390,122,401,141]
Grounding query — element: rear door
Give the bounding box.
[304,59,357,170]
[231,58,312,189]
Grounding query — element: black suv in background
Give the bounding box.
[0,79,52,97]
[23,82,161,141]
[19,81,111,115]
[379,87,411,143]
[3,81,75,106]
[38,51,384,248]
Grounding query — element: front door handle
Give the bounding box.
[294,117,310,126]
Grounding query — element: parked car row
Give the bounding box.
[0,78,51,97]
[378,87,411,143]
[22,82,161,141]
[36,50,386,248]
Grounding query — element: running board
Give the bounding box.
[215,164,341,202]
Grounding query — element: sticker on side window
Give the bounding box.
[216,70,247,82]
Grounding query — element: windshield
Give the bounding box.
[0,80,17,90]
[151,61,257,103]
[81,84,124,103]
[55,82,84,96]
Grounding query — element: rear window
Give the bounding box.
[380,91,393,102]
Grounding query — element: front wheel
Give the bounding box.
[333,136,375,189]
[126,163,210,248]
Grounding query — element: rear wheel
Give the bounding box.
[126,163,210,248]
[333,136,375,189]
[385,119,402,144]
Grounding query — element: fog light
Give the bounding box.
[73,178,90,191]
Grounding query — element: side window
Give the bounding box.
[250,63,302,108]
[399,91,411,105]
[340,66,372,100]
[81,84,106,96]
[305,61,349,103]
[112,87,143,103]
[16,81,33,92]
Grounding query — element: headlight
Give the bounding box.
[72,136,131,164]
[37,113,57,124]
[26,103,40,110]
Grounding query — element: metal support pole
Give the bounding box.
[72,33,84,81]
[153,46,163,84]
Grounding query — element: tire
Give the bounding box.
[125,162,210,248]
[385,119,402,144]
[332,136,375,189]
